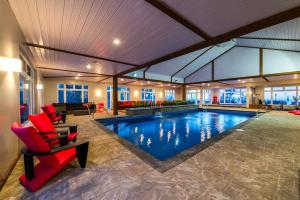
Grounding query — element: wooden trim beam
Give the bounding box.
[44,75,105,78]
[37,67,113,76]
[262,76,270,82]
[216,81,230,85]
[25,43,139,67]
[239,37,300,42]
[171,46,214,78]
[119,6,300,75]
[145,0,211,40]
[119,75,183,85]
[236,45,300,53]
[188,75,262,85]
[143,65,152,78]
[98,76,111,83]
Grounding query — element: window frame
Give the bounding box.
[57,84,89,103]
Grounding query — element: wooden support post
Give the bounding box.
[113,76,118,115]
[182,84,186,101]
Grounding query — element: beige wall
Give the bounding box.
[44,78,183,107]
[0,0,24,187]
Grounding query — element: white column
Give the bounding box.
[246,86,252,108]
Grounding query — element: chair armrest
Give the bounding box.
[38,130,69,135]
[45,135,67,142]
[54,125,77,133]
[45,135,68,146]
[22,141,89,156]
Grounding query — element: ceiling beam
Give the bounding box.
[98,76,112,83]
[262,76,270,82]
[239,37,300,42]
[119,75,183,85]
[216,81,231,85]
[25,43,139,67]
[171,46,214,78]
[187,75,262,85]
[236,45,300,53]
[37,67,112,77]
[145,0,211,40]
[184,46,235,80]
[118,6,300,76]
[44,75,105,78]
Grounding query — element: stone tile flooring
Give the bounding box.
[1,111,300,199]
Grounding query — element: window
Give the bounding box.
[203,89,211,104]
[264,86,298,105]
[142,88,155,101]
[219,88,246,104]
[119,87,130,101]
[187,90,197,104]
[57,84,88,103]
[165,90,175,100]
[19,57,33,123]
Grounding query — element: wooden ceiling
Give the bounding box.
[8,0,300,82]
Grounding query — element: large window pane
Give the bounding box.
[58,90,64,103]
[264,91,271,104]
[272,91,286,105]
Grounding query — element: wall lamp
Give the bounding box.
[0,56,22,72]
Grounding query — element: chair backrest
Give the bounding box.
[41,105,57,122]
[29,112,56,133]
[11,122,61,166]
[11,122,51,153]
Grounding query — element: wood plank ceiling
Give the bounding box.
[8,0,300,82]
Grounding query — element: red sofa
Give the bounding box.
[118,101,136,109]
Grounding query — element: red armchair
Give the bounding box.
[42,104,66,124]
[11,122,89,192]
[29,113,77,146]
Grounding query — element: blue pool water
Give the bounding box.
[99,110,255,160]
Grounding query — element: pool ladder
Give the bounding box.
[256,105,269,117]
[202,104,208,112]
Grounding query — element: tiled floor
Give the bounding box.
[1,110,300,200]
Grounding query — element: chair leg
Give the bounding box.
[76,142,89,168]
[23,154,34,181]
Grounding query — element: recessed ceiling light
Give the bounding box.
[242,80,245,83]
[86,64,91,69]
[294,74,298,79]
[140,82,144,85]
[113,38,121,45]
[147,81,150,84]
[121,78,124,81]
[207,84,210,86]
[78,74,82,76]
[238,79,241,82]
[75,77,79,80]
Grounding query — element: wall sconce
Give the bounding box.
[37,84,43,90]
[24,83,29,90]
[0,56,22,72]
[159,91,163,98]
[95,89,102,97]
[134,90,139,98]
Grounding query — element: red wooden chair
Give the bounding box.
[41,104,66,124]
[29,113,77,146]
[11,122,89,192]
